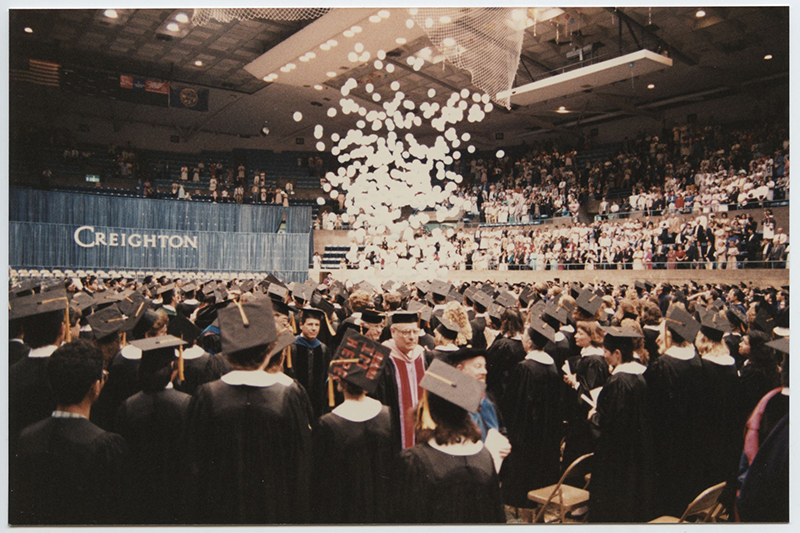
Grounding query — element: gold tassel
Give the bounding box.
[328,378,335,407]
[325,313,336,336]
[290,313,297,334]
[121,331,126,346]
[178,338,185,382]
[234,300,249,326]
[284,345,293,369]
[64,303,72,343]
[419,391,436,431]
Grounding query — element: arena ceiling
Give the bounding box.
[9,6,789,149]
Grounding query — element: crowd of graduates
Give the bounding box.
[7,268,789,524]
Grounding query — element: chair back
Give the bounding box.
[679,481,726,522]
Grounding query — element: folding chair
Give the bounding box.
[527,453,593,523]
[649,481,727,523]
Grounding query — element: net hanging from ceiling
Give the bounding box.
[407,7,525,109]
[191,8,331,26]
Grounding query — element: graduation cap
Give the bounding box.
[726,306,747,328]
[93,290,122,310]
[157,283,175,296]
[329,328,390,395]
[472,290,492,311]
[765,337,790,355]
[181,282,198,294]
[634,280,646,292]
[299,307,326,325]
[529,300,547,321]
[495,291,517,309]
[420,359,486,414]
[265,273,284,286]
[601,326,643,353]
[644,281,655,292]
[69,291,96,314]
[9,278,41,297]
[217,297,278,355]
[167,313,202,346]
[415,280,431,295]
[463,286,476,305]
[381,280,395,292]
[268,283,289,302]
[436,317,465,341]
[291,283,314,304]
[445,347,486,367]
[391,310,419,325]
[430,280,451,299]
[406,301,432,323]
[445,288,462,304]
[543,304,569,326]
[396,284,411,300]
[240,280,254,294]
[272,299,292,317]
[86,305,128,340]
[570,282,582,299]
[664,306,701,343]
[710,298,725,310]
[528,316,556,344]
[752,307,776,334]
[479,283,495,295]
[700,312,731,342]
[130,335,186,371]
[118,292,150,334]
[519,287,535,308]
[359,308,385,326]
[9,288,69,320]
[487,303,504,324]
[265,330,297,364]
[356,280,376,294]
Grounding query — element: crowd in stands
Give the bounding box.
[7,268,790,524]
[334,208,788,271]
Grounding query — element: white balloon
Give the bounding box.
[365,83,374,93]
[386,63,395,73]
[316,197,325,205]
[327,107,337,118]
[390,81,400,91]
[292,111,303,122]
[374,59,383,70]
[316,141,325,151]
[330,190,339,199]
[314,125,324,139]
[496,150,505,158]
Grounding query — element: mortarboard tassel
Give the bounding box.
[325,313,336,337]
[64,302,72,343]
[178,336,185,382]
[234,299,250,327]
[418,391,437,432]
[328,377,335,407]
[284,345,292,369]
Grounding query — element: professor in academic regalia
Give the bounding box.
[287,307,331,419]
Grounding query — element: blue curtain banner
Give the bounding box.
[9,222,310,282]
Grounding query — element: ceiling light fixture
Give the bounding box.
[175,12,189,23]
[314,84,324,90]
[24,26,33,33]
[647,83,655,89]
[556,106,570,114]
[695,9,706,18]
[167,22,180,32]
[103,9,118,19]
[396,37,407,45]
[326,71,337,77]
[378,10,391,19]
[369,15,381,23]
[194,60,203,66]
[764,54,773,60]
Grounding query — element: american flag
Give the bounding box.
[10,59,60,87]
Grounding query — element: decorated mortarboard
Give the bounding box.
[406,301,432,323]
[9,288,69,320]
[700,312,731,342]
[519,286,535,308]
[420,359,486,414]
[765,337,790,355]
[329,328,390,395]
[167,312,202,346]
[472,290,492,310]
[436,316,465,341]
[664,306,701,342]
[217,297,278,355]
[495,291,517,309]
[445,347,486,366]
[752,307,776,334]
[381,280,395,292]
[359,308,385,325]
[86,304,128,339]
[528,316,556,344]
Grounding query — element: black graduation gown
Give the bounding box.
[499,357,562,507]
[184,378,313,524]
[91,352,141,431]
[115,388,192,524]
[174,352,230,396]
[485,336,526,401]
[697,357,746,509]
[311,406,395,523]
[642,327,661,364]
[9,417,128,525]
[394,442,505,524]
[588,371,655,523]
[9,340,30,368]
[739,362,782,418]
[563,354,610,466]
[286,340,330,419]
[9,355,55,448]
[469,316,488,349]
[644,351,705,517]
